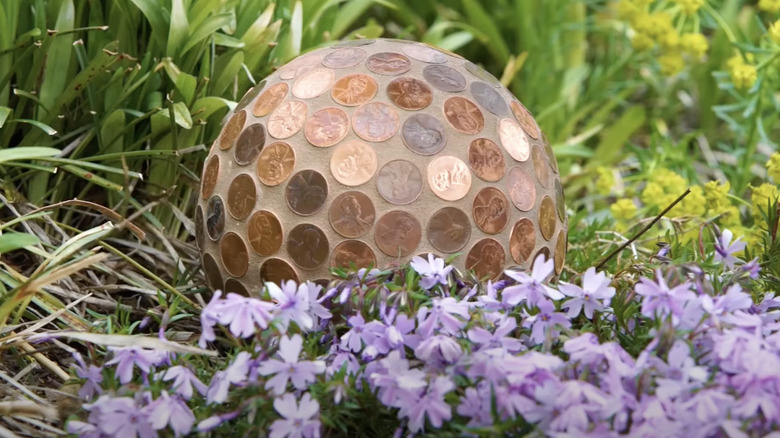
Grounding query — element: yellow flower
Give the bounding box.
[731,63,757,90]
[611,198,638,221]
[681,33,708,59]
[658,30,680,50]
[674,0,705,14]
[634,12,673,37]
[632,33,655,51]
[641,181,665,207]
[768,153,780,182]
[654,169,687,192]
[720,205,741,227]
[659,52,685,76]
[616,0,641,20]
[770,20,780,45]
[759,0,780,13]
[677,185,706,217]
[750,183,779,220]
[596,167,616,196]
[704,180,731,211]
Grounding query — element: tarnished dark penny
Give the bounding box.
[330,140,377,187]
[352,102,399,142]
[468,138,505,182]
[286,169,328,216]
[234,124,266,165]
[203,253,223,290]
[510,100,540,139]
[375,210,422,257]
[472,187,510,235]
[195,206,205,250]
[224,278,249,297]
[248,210,283,256]
[333,39,375,48]
[423,65,466,92]
[329,191,375,238]
[257,141,295,186]
[219,110,246,150]
[201,155,220,199]
[331,74,378,106]
[330,240,376,270]
[554,230,566,275]
[227,174,257,220]
[287,224,329,270]
[534,247,551,268]
[542,134,558,174]
[555,179,565,221]
[220,232,249,278]
[499,118,531,162]
[509,218,536,264]
[427,156,472,201]
[507,167,536,211]
[305,107,350,147]
[463,61,502,87]
[366,52,412,75]
[532,146,551,189]
[279,54,323,80]
[387,77,433,110]
[427,207,471,253]
[466,238,505,280]
[470,81,508,115]
[402,44,448,64]
[268,101,307,139]
[377,159,423,205]
[236,80,266,112]
[253,83,288,117]
[402,114,447,156]
[293,68,335,99]
[206,195,225,241]
[260,258,299,284]
[443,97,484,135]
[539,196,556,241]
[323,48,367,69]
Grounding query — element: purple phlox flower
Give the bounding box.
[269,392,321,438]
[196,410,241,433]
[84,395,155,438]
[71,352,103,401]
[742,257,762,279]
[416,297,470,337]
[489,383,537,422]
[105,346,166,384]
[258,334,326,395]
[679,389,735,424]
[712,330,764,373]
[325,344,360,377]
[66,420,100,438]
[306,281,332,328]
[227,293,275,339]
[522,380,560,429]
[142,391,195,437]
[502,254,564,307]
[398,375,454,433]
[414,333,463,364]
[563,333,635,377]
[336,268,381,304]
[467,317,524,353]
[268,280,313,331]
[339,313,373,353]
[720,310,764,333]
[559,267,616,319]
[361,309,415,357]
[410,254,453,290]
[714,229,746,269]
[701,284,753,326]
[730,349,780,392]
[476,280,510,311]
[199,290,227,347]
[664,340,707,382]
[731,378,780,424]
[751,292,780,327]
[207,351,253,404]
[634,271,696,324]
[456,386,493,427]
[522,299,571,345]
[162,365,207,400]
[370,350,427,407]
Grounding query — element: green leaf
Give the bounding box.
[38,0,75,112]
[182,12,233,55]
[167,0,189,59]
[158,102,192,129]
[290,0,303,57]
[0,105,10,128]
[127,0,170,51]
[0,147,60,164]
[210,50,244,97]
[460,0,510,64]
[0,233,39,255]
[12,119,58,135]
[593,106,646,166]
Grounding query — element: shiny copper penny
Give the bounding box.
[248,210,283,256]
[285,169,328,216]
[534,247,551,268]
[542,134,558,174]
[539,196,556,241]
[531,146,551,189]
[203,253,223,290]
[330,140,377,186]
[352,102,399,142]
[293,68,335,99]
[201,155,220,199]
[234,124,266,165]
[507,167,536,211]
[472,187,510,235]
[268,101,307,139]
[260,258,299,284]
[220,232,249,278]
[509,100,540,139]
[329,191,375,238]
[499,118,531,162]
[253,83,288,117]
[219,110,246,150]
[331,74,378,106]
[323,48,367,69]
[423,65,466,92]
[465,238,505,280]
[387,77,433,110]
[195,206,205,250]
[443,97,484,135]
[427,156,472,201]
[463,61,502,87]
[333,39,375,48]
[555,179,566,221]
[256,141,295,186]
[305,107,350,147]
[366,52,412,75]
[375,210,422,257]
[227,174,257,220]
[468,138,505,182]
[554,230,566,275]
[470,81,508,115]
[376,159,423,205]
[402,114,447,156]
[224,278,249,297]
[427,207,471,253]
[206,195,225,241]
[402,44,448,64]
[509,218,536,264]
[331,240,376,269]
[236,80,265,112]
[279,54,323,80]
[287,224,329,270]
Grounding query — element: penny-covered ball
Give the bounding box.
[196,38,567,295]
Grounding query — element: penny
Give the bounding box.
[402,44,448,64]
[195,206,205,250]
[443,97,484,135]
[507,167,536,211]
[472,187,510,235]
[463,61,501,87]
[293,68,335,99]
[465,238,505,280]
[256,141,296,186]
[268,101,307,139]
[427,207,471,253]
[279,54,323,80]
[468,138,505,182]
[234,123,266,165]
[305,107,349,147]
[534,247,551,268]
[248,210,283,256]
[329,191,375,238]
[375,210,422,257]
[203,253,223,290]
[509,100,540,139]
[555,179,566,221]
[330,240,376,270]
[288,223,329,270]
[539,196,556,241]
[224,278,249,297]
[236,80,265,112]
[352,102,399,142]
[220,232,249,278]
[253,83,288,117]
[387,77,433,110]
[554,230,566,275]
[323,48,367,69]
[543,133,558,173]
[333,39,375,48]
[227,174,257,220]
[427,156,472,201]
[376,159,423,205]
[470,81,508,115]
[532,146,551,188]
[331,74,378,106]
[201,155,220,199]
[423,65,466,92]
[330,140,377,186]
[509,218,536,264]
[366,52,412,75]
[260,258,299,285]
[219,110,246,150]
[206,195,225,241]
[286,169,328,216]
[499,118,531,162]
[402,114,447,156]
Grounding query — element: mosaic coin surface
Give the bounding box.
[268,101,307,139]
[220,232,249,278]
[387,77,433,110]
[286,170,328,216]
[256,141,295,186]
[331,240,376,269]
[402,114,447,156]
[288,224,329,270]
[509,218,536,264]
[235,124,266,165]
[366,52,412,75]
[428,156,472,201]
[427,207,471,253]
[331,74,378,106]
[329,191,376,238]
[330,140,377,187]
[323,48,367,69]
[248,210,283,256]
[220,111,246,150]
[473,187,510,235]
[375,210,422,257]
[353,102,399,142]
[253,83,288,117]
[201,155,220,200]
[305,107,350,147]
[376,160,423,205]
[260,258,299,284]
[206,196,225,241]
[443,96,484,135]
[423,65,467,92]
[468,138,505,182]
[466,238,505,280]
[227,174,257,220]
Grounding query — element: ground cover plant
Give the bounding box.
[1,0,780,436]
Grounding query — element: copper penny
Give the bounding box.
[510,100,540,139]
[443,97,484,135]
[333,39,375,48]
[236,80,265,112]
[468,138,505,182]
[330,140,377,187]
[375,210,422,257]
[330,240,376,270]
[323,48,367,69]
[427,156,472,201]
[402,114,447,156]
[376,159,423,205]
[555,179,566,221]
[248,210,283,256]
[554,230,566,275]
[532,146,551,189]
[256,141,295,186]
[203,253,223,291]
[234,124,266,165]
[463,61,501,87]
[219,110,246,150]
[253,83,288,117]
[472,187,510,235]
[287,224,329,270]
[387,77,433,110]
[402,44,448,64]
[305,107,349,147]
[427,207,471,253]
[539,196,556,241]
[206,195,225,241]
[260,258,299,284]
[542,134,558,174]
[534,247,551,268]
[220,232,249,278]
[509,218,536,264]
[293,68,335,99]
[195,206,205,250]
[507,167,536,211]
[366,52,412,75]
[329,191,375,238]
[286,169,328,216]
[224,278,249,297]
[331,74,378,106]
[201,155,220,199]
[466,238,505,280]
[470,81,508,115]
[227,174,257,220]
[499,119,531,162]
[352,102,399,142]
[423,65,466,92]
[279,54,323,80]
[268,101,307,139]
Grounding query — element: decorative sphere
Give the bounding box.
[196,39,567,296]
